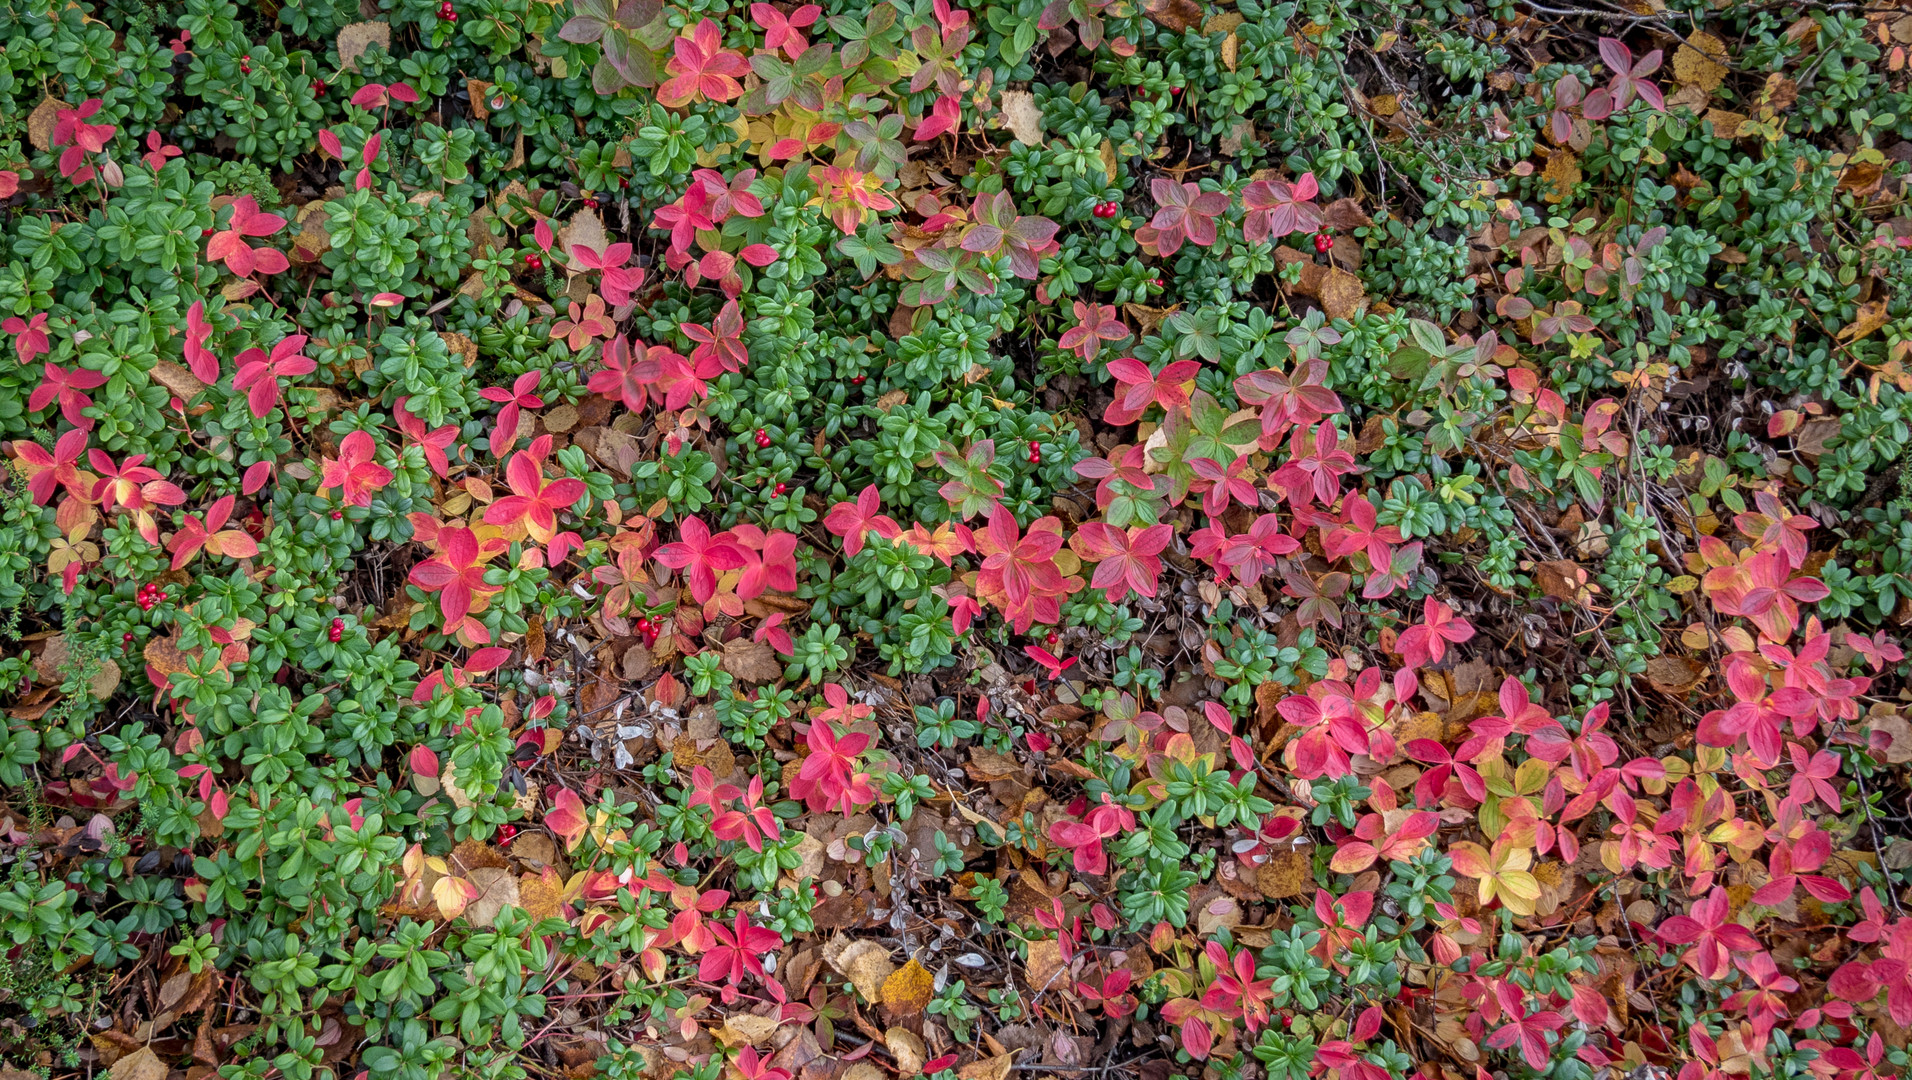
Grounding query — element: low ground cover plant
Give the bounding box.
[1,1,1911,1079]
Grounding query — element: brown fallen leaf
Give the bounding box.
[1540,149,1581,204]
[1838,298,1890,343]
[1645,655,1705,696]
[1672,32,1728,94]
[336,21,391,70]
[887,1027,929,1076]
[958,1051,1018,1080]
[1257,845,1312,899]
[27,96,59,152]
[828,938,895,1003]
[721,637,783,683]
[109,1048,167,1080]
[1140,0,1200,32]
[998,90,1044,145]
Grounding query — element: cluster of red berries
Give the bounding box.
[582,196,600,210]
[1313,231,1334,253]
[772,482,787,497]
[496,824,518,843]
[313,79,326,96]
[136,582,170,611]
[1027,440,1042,465]
[1091,201,1120,218]
[850,374,866,385]
[328,617,345,643]
[524,252,544,271]
[754,428,771,449]
[1149,277,1163,288]
[635,615,660,647]
[438,1,457,20]
[239,55,252,74]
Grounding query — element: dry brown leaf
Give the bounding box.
[886,1027,929,1077]
[880,958,934,1016]
[1761,72,1799,112]
[151,360,210,404]
[1316,266,1367,321]
[1140,0,1201,32]
[1672,32,1729,93]
[467,79,493,120]
[1257,846,1312,899]
[518,867,564,922]
[559,209,611,273]
[109,1048,167,1080]
[958,1052,1018,1080]
[1320,197,1372,232]
[440,331,478,367]
[1839,298,1890,343]
[1024,937,1066,991]
[1645,655,1705,696]
[291,203,332,263]
[1540,149,1581,204]
[719,1013,781,1045]
[1864,705,1912,764]
[1702,109,1748,138]
[465,866,521,927]
[544,403,580,433]
[830,939,895,1003]
[998,91,1044,146]
[27,96,59,152]
[1534,560,1595,605]
[721,637,783,683]
[336,21,391,70]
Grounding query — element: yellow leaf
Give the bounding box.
[880,958,934,1017]
[433,874,479,920]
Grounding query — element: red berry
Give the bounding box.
[850,375,866,385]
[313,80,326,94]
[332,510,344,520]
[525,254,543,270]
[497,824,518,842]
[583,197,599,209]
[1150,278,1163,288]
[123,633,134,643]
[1314,232,1333,253]
[1045,631,1059,646]
[773,483,787,496]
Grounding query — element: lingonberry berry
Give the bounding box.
[313,79,326,95]
[239,55,251,74]
[497,824,518,842]
[1314,232,1333,253]
[329,618,345,643]
[850,375,866,385]
[123,633,135,644]
[773,482,787,497]
[332,510,344,520]
[525,253,544,271]
[1045,631,1060,646]
[583,197,600,210]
